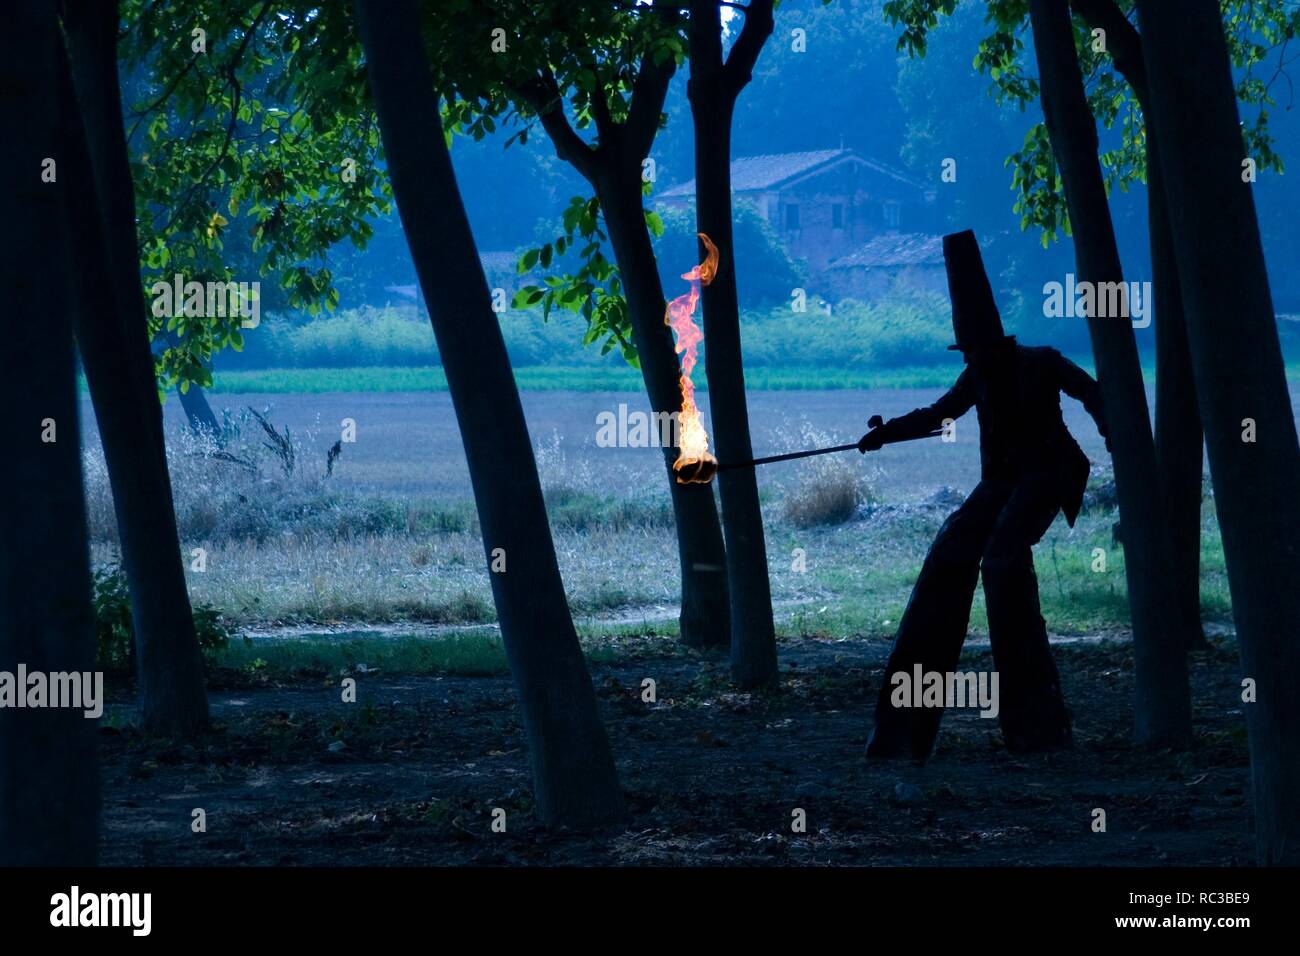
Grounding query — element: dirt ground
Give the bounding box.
[97,634,1253,866]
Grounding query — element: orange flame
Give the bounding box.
[665,233,719,484]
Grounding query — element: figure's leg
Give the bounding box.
[869,481,1009,761]
[980,473,1071,752]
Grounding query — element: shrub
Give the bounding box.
[216,305,616,371]
[734,289,954,371]
[92,564,232,674]
[849,294,953,367]
[277,307,436,367]
[405,502,475,535]
[93,565,134,674]
[192,605,233,663]
[783,471,866,528]
[775,420,875,528]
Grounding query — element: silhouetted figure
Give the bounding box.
[860,230,1110,761]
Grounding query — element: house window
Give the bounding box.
[832,203,844,229]
[785,203,800,231]
[884,201,901,231]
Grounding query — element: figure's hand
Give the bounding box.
[858,429,885,453]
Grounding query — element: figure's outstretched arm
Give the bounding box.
[860,369,974,451]
[1054,350,1111,448]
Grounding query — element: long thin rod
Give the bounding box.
[717,430,943,473]
[717,443,857,472]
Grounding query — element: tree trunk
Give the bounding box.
[1136,0,1300,865]
[0,1,100,865]
[175,378,223,440]
[160,328,224,440]
[355,0,625,827]
[1148,138,1208,649]
[64,0,210,737]
[596,172,731,649]
[1029,0,1191,745]
[1070,0,1207,651]
[688,0,779,688]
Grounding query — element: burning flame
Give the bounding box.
[665,233,719,484]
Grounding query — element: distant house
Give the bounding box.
[824,233,947,302]
[657,148,940,298]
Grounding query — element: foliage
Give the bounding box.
[883,0,1299,242]
[222,307,437,368]
[93,564,231,673]
[427,1,689,368]
[740,291,954,367]
[92,565,135,674]
[120,0,698,383]
[510,192,807,370]
[512,196,639,366]
[214,305,633,370]
[120,0,389,392]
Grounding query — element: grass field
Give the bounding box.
[194,497,1232,682]
[75,383,1252,680]
[193,359,1300,394]
[198,364,975,394]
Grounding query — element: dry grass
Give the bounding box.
[772,420,875,528]
[81,407,1230,640]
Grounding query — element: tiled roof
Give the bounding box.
[828,233,945,269]
[659,149,921,198]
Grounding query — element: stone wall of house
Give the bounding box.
[771,162,918,273]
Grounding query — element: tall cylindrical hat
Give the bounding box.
[944,229,1007,351]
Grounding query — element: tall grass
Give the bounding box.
[82,407,475,546]
[772,420,876,528]
[78,395,1234,640]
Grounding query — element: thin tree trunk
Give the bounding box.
[0,1,100,865]
[161,328,224,440]
[355,0,624,827]
[64,0,210,737]
[1136,0,1300,865]
[1148,139,1208,649]
[597,173,731,648]
[519,51,732,650]
[1029,0,1191,745]
[1071,0,1207,650]
[688,0,779,688]
[176,378,223,439]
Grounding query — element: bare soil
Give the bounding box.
[98,634,1252,866]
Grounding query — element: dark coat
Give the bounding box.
[872,345,1108,526]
